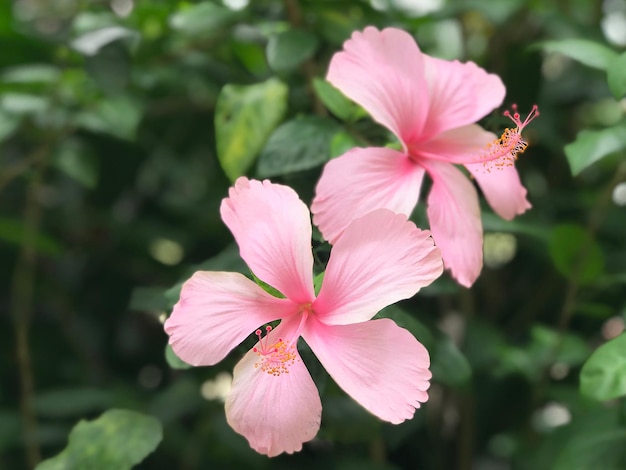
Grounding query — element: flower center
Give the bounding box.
[480,104,539,171]
[253,326,297,376]
[252,305,312,376]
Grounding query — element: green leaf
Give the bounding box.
[232,41,268,76]
[0,93,49,115]
[574,302,615,319]
[553,429,626,470]
[549,224,604,285]
[463,320,507,371]
[192,243,248,274]
[74,96,142,140]
[329,130,361,158]
[564,123,626,176]
[72,11,120,35]
[521,404,623,470]
[461,0,526,24]
[481,212,551,240]
[0,109,20,141]
[537,39,619,70]
[257,116,340,177]
[491,326,588,382]
[215,78,288,181]
[165,344,192,370]
[607,52,626,99]
[169,2,238,37]
[0,0,11,33]
[54,139,99,189]
[528,325,589,367]
[313,271,325,295]
[312,78,362,122]
[431,336,472,387]
[0,410,20,450]
[580,333,626,401]
[71,26,139,56]
[0,217,62,255]
[266,29,319,72]
[36,409,162,470]
[84,41,132,94]
[316,9,360,45]
[251,273,285,298]
[1,64,61,83]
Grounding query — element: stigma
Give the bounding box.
[481,104,539,171]
[252,326,297,376]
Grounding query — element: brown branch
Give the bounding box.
[556,161,626,334]
[0,157,35,193]
[533,161,626,406]
[10,145,49,468]
[456,391,475,470]
[456,290,474,470]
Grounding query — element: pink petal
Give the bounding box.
[465,162,532,220]
[424,160,483,287]
[164,271,298,366]
[220,178,315,304]
[311,147,424,244]
[422,56,505,137]
[303,317,431,424]
[415,124,498,164]
[225,318,322,457]
[313,209,443,325]
[327,26,429,145]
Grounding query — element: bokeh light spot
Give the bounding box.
[201,372,233,402]
[612,182,626,206]
[483,232,517,268]
[149,238,184,266]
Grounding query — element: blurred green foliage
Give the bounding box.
[1,0,626,469]
[36,409,162,470]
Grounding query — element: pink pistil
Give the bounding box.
[480,104,540,171]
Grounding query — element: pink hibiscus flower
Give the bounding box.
[311,27,538,287]
[164,177,443,456]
